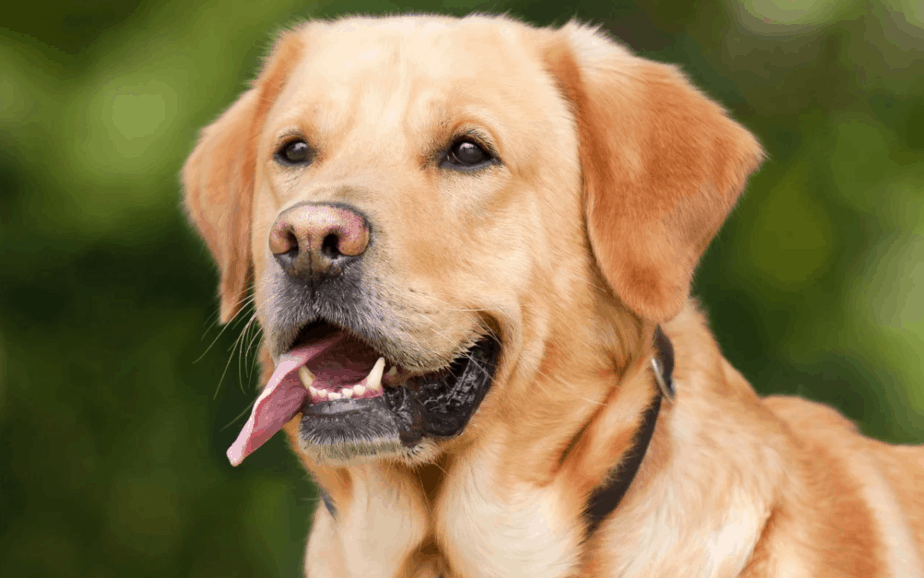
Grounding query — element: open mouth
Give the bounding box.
[227,321,500,465]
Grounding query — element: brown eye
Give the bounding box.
[443,140,493,169]
[276,140,312,165]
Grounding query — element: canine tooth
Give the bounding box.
[308,385,319,397]
[328,391,342,400]
[353,385,366,397]
[341,387,354,399]
[298,366,316,389]
[317,389,329,400]
[367,357,386,391]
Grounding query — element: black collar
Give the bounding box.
[583,326,674,536]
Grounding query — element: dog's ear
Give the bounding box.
[544,24,763,322]
[182,29,305,323]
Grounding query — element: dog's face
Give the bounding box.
[183,16,762,467]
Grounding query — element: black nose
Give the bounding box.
[269,203,370,280]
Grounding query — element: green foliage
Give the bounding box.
[1,1,922,575]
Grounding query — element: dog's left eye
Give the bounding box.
[276,140,312,166]
[442,140,493,169]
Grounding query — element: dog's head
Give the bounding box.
[183,15,762,466]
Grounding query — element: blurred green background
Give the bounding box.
[1,0,922,576]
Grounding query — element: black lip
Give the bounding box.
[298,336,501,457]
[398,336,500,437]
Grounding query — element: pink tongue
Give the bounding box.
[226,333,346,466]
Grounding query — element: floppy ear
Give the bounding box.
[545,23,764,322]
[182,29,305,323]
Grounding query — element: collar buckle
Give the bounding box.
[651,326,675,401]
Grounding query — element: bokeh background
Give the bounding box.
[1,0,923,576]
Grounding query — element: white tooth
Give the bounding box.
[317,389,329,400]
[353,385,366,397]
[367,357,386,391]
[341,387,354,399]
[298,366,316,389]
[385,366,398,379]
[328,391,342,400]
[308,385,319,397]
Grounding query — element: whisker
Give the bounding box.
[194,293,257,365]
[244,322,265,382]
[219,396,259,432]
[197,290,254,342]
[235,315,258,394]
[212,299,266,399]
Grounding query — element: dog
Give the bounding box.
[182,14,924,578]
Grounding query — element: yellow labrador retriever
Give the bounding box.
[182,14,924,578]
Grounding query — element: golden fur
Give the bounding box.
[183,14,924,577]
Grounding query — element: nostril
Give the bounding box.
[270,223,301,256]
[321,233,341,258]
[271,228,301,272]
[284,230,300,254]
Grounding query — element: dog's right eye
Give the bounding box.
[276,140,312,166]
[441,139,495,170]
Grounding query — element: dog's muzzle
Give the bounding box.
[226,322,500,465]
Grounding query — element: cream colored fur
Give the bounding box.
[183,14,924,578]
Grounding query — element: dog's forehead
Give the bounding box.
[305,16,533,75]
[268,17,553,139]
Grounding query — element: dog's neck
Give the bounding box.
[275,315,680,577]
[308,327,674,534]
[584,325,674,534]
